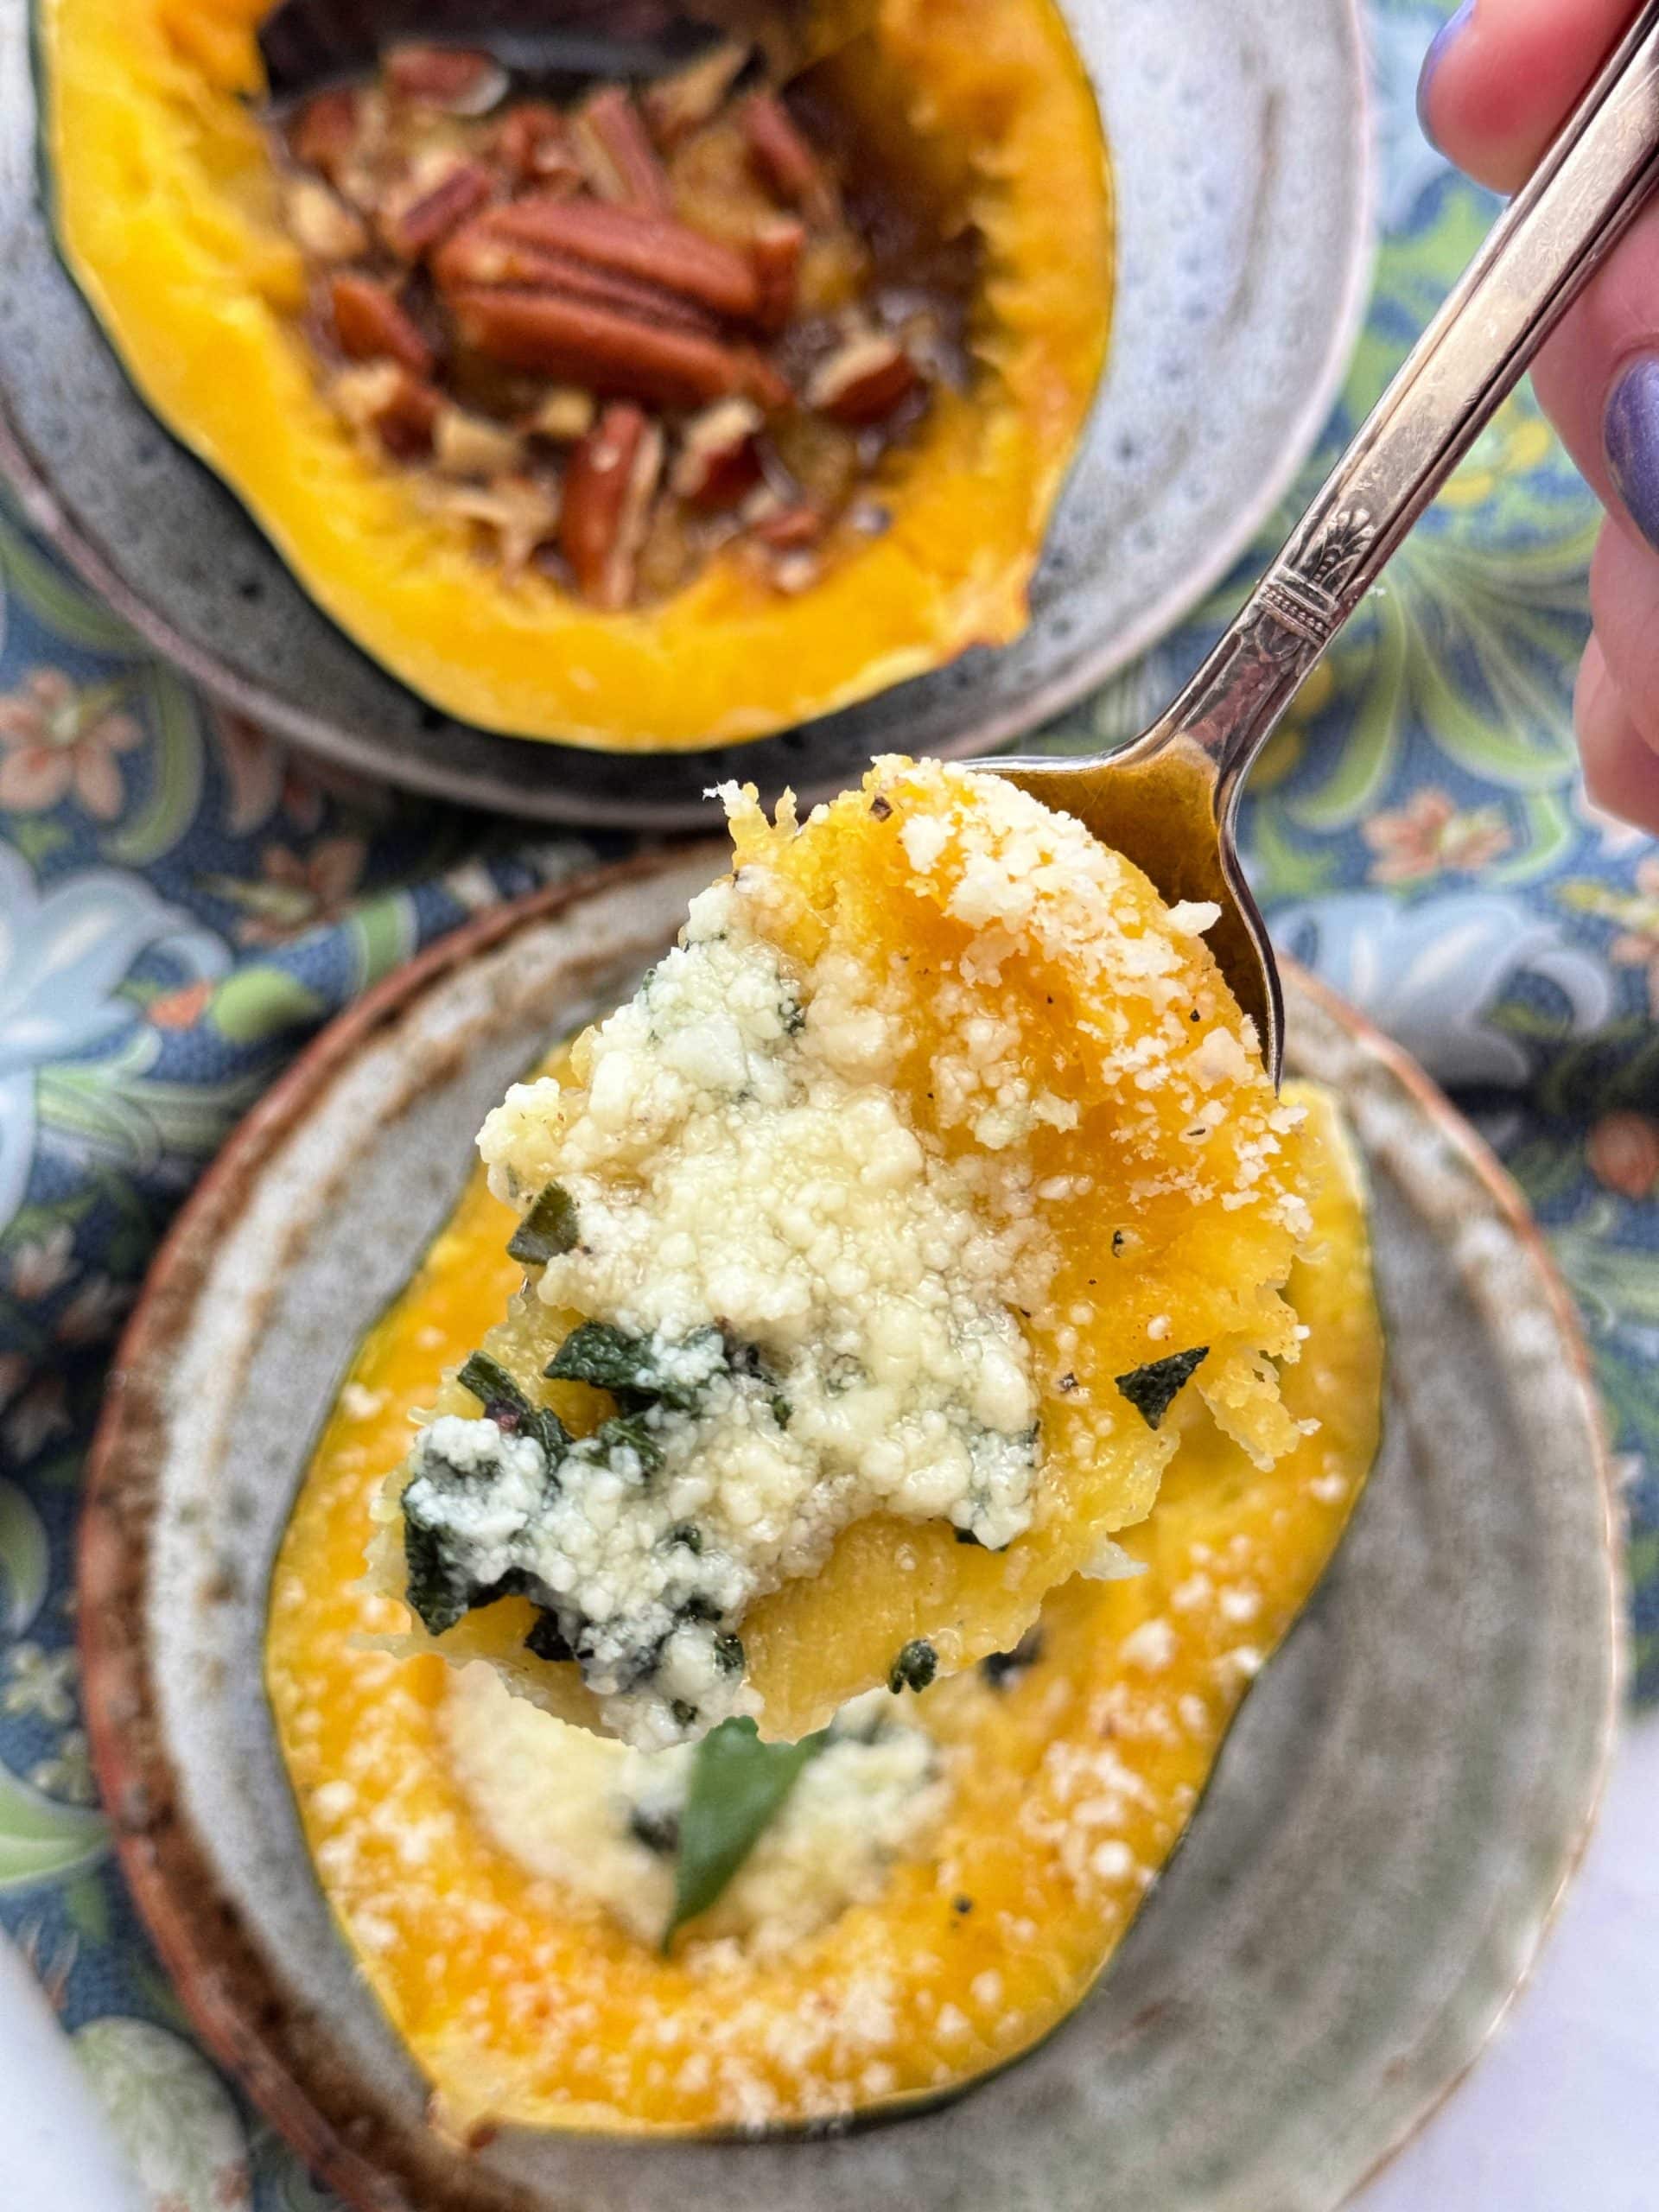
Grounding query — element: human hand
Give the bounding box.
[1419,0,1659,832]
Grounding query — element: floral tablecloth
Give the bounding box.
[0,3,1654,2204]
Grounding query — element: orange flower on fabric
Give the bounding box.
[1363,788,1512,886]
[0,667,142,818]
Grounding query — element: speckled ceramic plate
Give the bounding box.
[0,0,1372,826]
[79,853,1619,2212]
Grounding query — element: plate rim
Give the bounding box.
[0,0,1375,829]
[76,860,1623,2212]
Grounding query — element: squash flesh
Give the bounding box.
[267,1082,1382,2135]
[41,0,1112,749]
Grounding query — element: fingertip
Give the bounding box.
[1418,0,1635,194]
[1576,636,1659,834]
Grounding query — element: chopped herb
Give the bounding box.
[770,1391,792,1428]
[629,1802,681,1857]
[402,1509,474,1637]
[1056,1371,1078,1394]
[671,1700,700,1729]
[588,1408,663,1473]
[779,995,807,1036]
[888,1638,938,1694]
[667,1522,703,1554]
[662,1716,829,1948]
[713,1631,746,1675]
[981,1627,1044,1689]
[507,1181,581,1266]
[953,1895,974,1915]
[869,792,893,820]
[678,1592,721,1623]
[524,1609,574,1662]
[1111,1230,1126,1255]
[546,1320,721,1412]
[455,1351,570,1457]
[1115,1346,1209,1429]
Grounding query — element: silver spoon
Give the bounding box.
[995,0,1659,1082]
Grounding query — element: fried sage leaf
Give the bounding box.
[663,1716,828,1949]
[507,1181,581,1266]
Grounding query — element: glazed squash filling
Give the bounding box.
[371,760,1318,1748]
[268,30,976,607]
[269,1080,1382,2134]
[41,0,1111,747]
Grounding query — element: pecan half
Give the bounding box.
[493,102,583,191]
[641,40,751,148]
[671,397,762,507]
[562,402,664,607]
[743,92,835,226]
[474,198,761,323]
[384,43,507,117]
[379,157,494,262]
[289,87,360,182]
[750,217,804,335]
[571,86,673,215]
[330,274,434,376]
[435,223,718,338]
[807,334,918,425]
[452,287,753,410]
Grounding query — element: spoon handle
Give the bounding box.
[1160,0,1659,809]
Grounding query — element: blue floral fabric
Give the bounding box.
[0,3,1654,2202]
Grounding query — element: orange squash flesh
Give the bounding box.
[374,764,1318,1745]
[266,1082,1381,2137]
[40,0,1112,750]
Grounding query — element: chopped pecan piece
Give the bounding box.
[750,217,804,335]
[432,405,524,480]
[289,86,360,182]
[752,501,825,550]
[743,92,835,226]
[493,102,583,191]
[379,156,494,262]
[330,273,434,376]
[671,398,762,508]
[641,41,751,148]
[461,198,760,322]
[736,347,793,412]
[330,363,441,460]
[561,402,665,607]
[571,86,673,215]
[384,43,507,116]
[526,387,597,442]
[283,179,367,262]
[452,287,753,411]
[420,472,561,575]
[807,334,919,424]
[435,223,718,338]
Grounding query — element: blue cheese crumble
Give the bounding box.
[397,868,1051,1751]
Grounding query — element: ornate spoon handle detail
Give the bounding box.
[1162,0,1659,804]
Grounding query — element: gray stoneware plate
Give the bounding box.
[80,850,1620,2212]
[0,0,1372,826]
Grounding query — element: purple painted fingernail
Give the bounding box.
[1605,354,1659,553]
[1417,0,1475,144]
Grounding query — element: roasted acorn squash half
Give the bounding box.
[267,1082,1382,2137]
[36,0,1112,750]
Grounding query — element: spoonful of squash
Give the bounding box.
[995,0,1659,1081]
